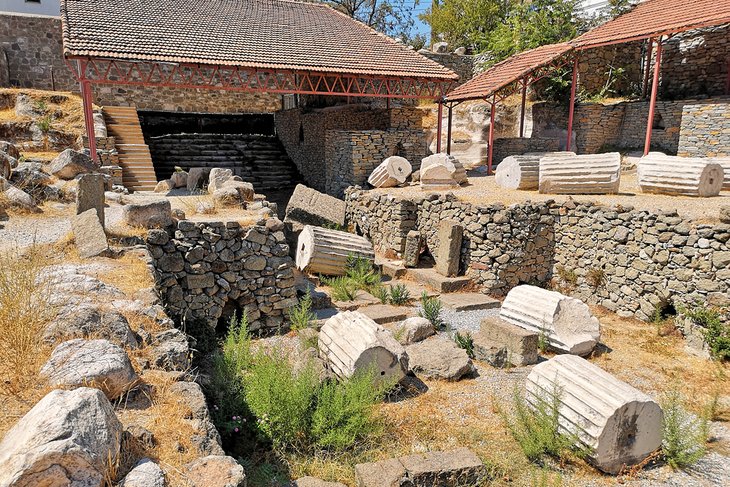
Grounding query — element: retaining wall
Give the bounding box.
[345,189,730,321]
[145,219,297,332]
[677,102,730,157]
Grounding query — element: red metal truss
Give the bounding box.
[65,57,455,100]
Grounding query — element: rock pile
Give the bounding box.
[154,168,188,193]
[208,167,255,207]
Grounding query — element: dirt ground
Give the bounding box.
[371,171,730,223]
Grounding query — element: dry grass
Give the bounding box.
[92,252,155,297]
[0,88,87,139]
[0,245,57,436]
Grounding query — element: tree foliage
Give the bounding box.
[420,0,507,52]
[323,0,417,38]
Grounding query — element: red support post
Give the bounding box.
[487,94,496,175]
[519,78,527,138]
[642,38,654,99]
[566,57,578,153]
[446,104,453,155]
[79,61,98,165]
[436,101,443,153]
[644,39,663,156]
[726,58,730,95]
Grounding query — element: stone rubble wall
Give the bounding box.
[492,137,561,165]
[577,41,644,97]
[677,102,730,157]
[345,189,730,321]
[419,51,477,85]
[146,219,297,332]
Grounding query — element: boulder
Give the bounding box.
[10,161,51,191]
[122,200,173,229]
[185,455,246,487]
[187,167,211,192]
[41,339,139,399]
[44,305,139,349]
[0,177,35,209]
[527,355,663,474]
[71,209,110,259]
[120,458,165,487]
[721,206,730,224]
[208,167,234,193]
[0,151,14,180]
[48,149,96,179]
[212,180,255,207]
[406,336,474,381]
[170,170,188,188]
[154,179,175,193]
[432,42,449,53]
[0,140,20,159]
[150,328,191,371]
[397,316,435,344]
[420,153,467,184]
[319,310,408,383]
[0,388,122,487]
[285,184,347,228]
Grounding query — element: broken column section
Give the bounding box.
[295,225,374,276]
[318,310,408,383]
[638,153,724,197]
[526,355,663,474]
[499,285,600,356]
[539,153,621,194]
[367,156,412,188]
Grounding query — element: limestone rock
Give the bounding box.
[76,173,106,224]
[420,164,460,190]
[432,41,449,53]
[150,328,191,371]
[185,455,246,487]
[403,230,421,267]
[638,153,724,197]
[539,153,621,194]
[120,458,165,487]
[170,170,188,188]
[435,220,463,277]
[368,156,412,188]
[187,167,211,192]
[285,183,347,228]
[397,316,435,344]
[473,316,538,367]
[44,305,139,348]
[527,355,663,474]
[212,180,255,207]
[48,149,96,179]
[41,338,139,399]
[420,153,467,184]
[0,177,35,209]
[500,285,600,356]
[0,388,122,487]
[0,140,20,159]
[122,200,173,229]
[154,179,175,193]
[71,209,110,259]
[0,151,13,180]
[319,310,408,383]
[296,225,374,276]
[495,154,541,190]
[294,476,347,487]
[720,206,730,223]
[208,167,234,193]
[406,336,474,381]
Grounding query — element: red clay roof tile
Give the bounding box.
[60,0,458,81]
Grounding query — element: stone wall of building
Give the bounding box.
[661,24,730,99]
[677,102,730,157]
[492,137,561,165]
[0,13,76,91]
[345,189,730,320]
[325,129,428,197]
[419,51,477,85]
[577,41,644,97]
[145,219,297,332]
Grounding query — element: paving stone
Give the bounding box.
[440,293,500,311]
[358,304,412,324]
[377,257,407,278]
[354,457,406,487]
[406,268,471,293]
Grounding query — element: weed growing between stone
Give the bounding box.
[321,254,382,302]
[501,384,590,466]
[661,389,710,469]
[454,331,475,359]
[387,284,411,306]
[679,302,730,361]
[419,291,444,330]
[287,291,316,331]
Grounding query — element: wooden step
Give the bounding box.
[102,105,157,192]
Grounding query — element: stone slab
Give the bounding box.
[354,457,406,487]
[358,304,412,325]
[473,316,539,367]
[435,220,463,278]
[440,293,500,311]
[71,209,109,259]
[331,290,380,311]
[386,280,440,299]
[76,173,105,226]
[285,184,346,227]
[406,268,471,293]
[376,257,407,279]
[403,230,421,268]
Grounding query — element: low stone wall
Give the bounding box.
[325,129,428,197]
[345,189,730,321]
[492,137,561,165]
[677,101,730,157]
[146,219,297,332]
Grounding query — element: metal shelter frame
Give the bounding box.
[65,56,457,163]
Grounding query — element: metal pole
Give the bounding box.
[519,78,527,138]
[726,58,730,95]
[644,39,663,156]
[566,57,578,153]
[436,101,443,153]
[446,104,453,155]
[642,38,654,99]
[79,61,98,165]
[488,95,496,175]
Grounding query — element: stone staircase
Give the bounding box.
[146,133,301,192]
[103,106,158,192]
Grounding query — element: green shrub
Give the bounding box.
[454,331,474,359]
[287,291,316,331]
[537,330,550,354]
[345,254,381,288]
[321,275,357,302]
[36,115,53,133]
[661,389,709,469]
[503,384,589,464]
[370,284,389,304]
[419,292,444,330]
[681,303,730,361]
[388,284,411,306]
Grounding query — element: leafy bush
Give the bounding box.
[36,115,53,133]
[681,303,730,361]
[454,331,475,359]
[503,384,589,464]
[370,284,389,304]
[388,284,411,306]
[287,291,316,331]
[419,292,444,330]
[661,389,709,469]
[321,276,357,302]
[321,254,381,302]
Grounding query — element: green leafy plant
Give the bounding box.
[287,291,316,331]
[33,100,48,113]
[322,221,346,231]
[419,292,444,330]
[36,115,53,133]
[661,389,709,469]
[454,331,475,359]
[586,267,606,290]
[345,254,381,288]
[537,329,550,354]
[680,303,730,361]
[388,284,411,306]
[370,284,389,304]
[502,384,589,464]
[321,275,357,302]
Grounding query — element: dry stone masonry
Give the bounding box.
[527,355,663,474]
[146,219,297,331]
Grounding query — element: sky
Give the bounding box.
[406,0,431,36]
